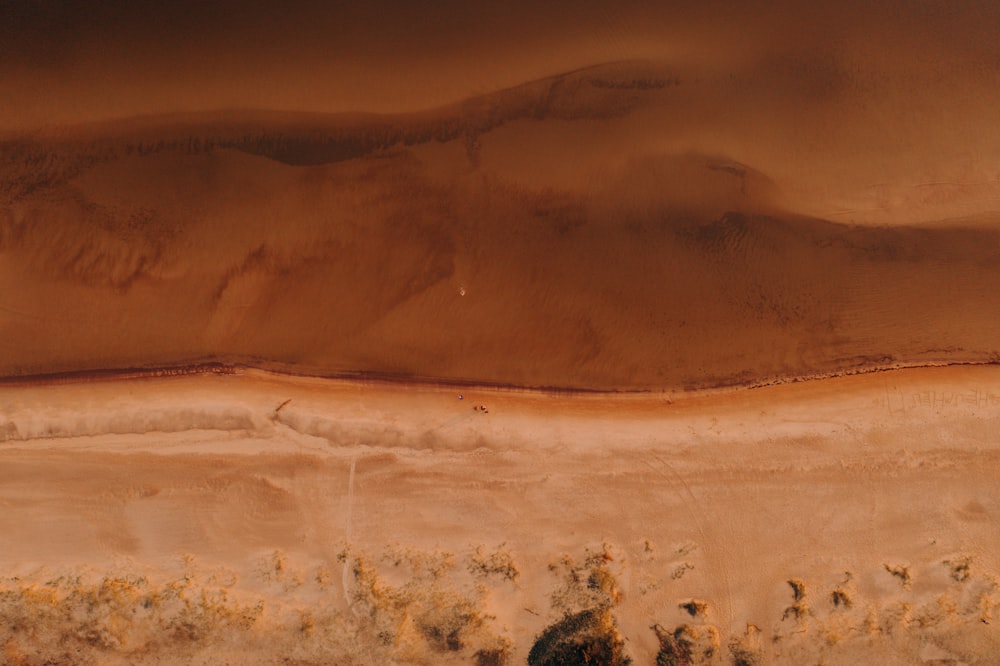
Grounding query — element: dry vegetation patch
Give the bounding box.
[528,607,631,666]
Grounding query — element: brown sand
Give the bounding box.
[2,64,1000,390]
[2,365,1000,663]
[4,30,1000,663]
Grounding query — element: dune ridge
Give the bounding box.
[3,62,1000,391]
[3,356,1000,399]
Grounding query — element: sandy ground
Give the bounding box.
[3,62,1000,391]
[3,56,1000,665]
[2,365,1000,663]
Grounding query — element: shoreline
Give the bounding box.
[2,356,998,399]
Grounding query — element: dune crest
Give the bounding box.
[3,64,1000,389]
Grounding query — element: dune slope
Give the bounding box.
[2,63,1000,389]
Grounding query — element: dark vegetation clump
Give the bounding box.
[679,600,708,618]
[655,624,693,666]
[729,644,762,666]
[468,544,519,583]
[884,564,911,588]
[945,558,971,583]
[475,646,510,666]
[787,579,805,603]
[528,607,631,666]
[420,622,465,652]
[653,623,718,666]
[728,625,763,666]
[831,588,852,608]
[782,580,809,621]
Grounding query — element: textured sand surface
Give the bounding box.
[5,6,1000,662]
[3,366,1000,663]
[3,61,1000,390]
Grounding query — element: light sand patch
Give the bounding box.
[2,366,1000,662]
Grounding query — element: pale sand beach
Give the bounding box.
[2,365,999,663]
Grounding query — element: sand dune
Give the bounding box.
[4,39,1000,665]
[2,65,1000,389]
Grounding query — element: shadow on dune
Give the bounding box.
[2,61,999,390]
